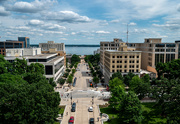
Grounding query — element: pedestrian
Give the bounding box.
[97,117,99,121]
[66,112,68,116]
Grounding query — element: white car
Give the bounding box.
[88,107,93,112]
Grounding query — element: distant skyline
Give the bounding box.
[0,0,180,44]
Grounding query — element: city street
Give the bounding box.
[57,60,108,124]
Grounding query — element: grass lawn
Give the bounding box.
[100,103,166,124]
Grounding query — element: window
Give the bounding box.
[120,70,122,72]
[120,61,122,63]
[161,49,165,52]
[120,56,122,58]
[136,65,139,68]
[132,65,134,68]
[171,49,175,52]
[124,65,127,68]
[124,70,127,72]
[136,69,139,72]
[129,61,131,63]
[133,56,135,58]
[137,56,139,58]
[137,60,139,63]
[129,65,131,68]
[166,49,170,52]
[166,44,175,47]
[117,61,119,63]
[117,56,119,58]
[130,56,132,58]
[124,61,127,63]
[112,56,115,58]
[112,61,115,63]
[125,56,127,58]
[117,65,119,68]
[132,61,134,63]
[132,70,134,72]
[129,70,131,72]
[112,65,115,68]
[156,44,165,47]
[45,66,53,75]
[112,70,115,72]
[120,65,122,68]
[155,49,159,52]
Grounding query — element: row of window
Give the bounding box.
[155,49,175,52]
[112,65,139,68]
[112,60,139,63]
[112,69,139,73]
[112,55,139,58]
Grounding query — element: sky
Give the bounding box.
[0,0,180,44]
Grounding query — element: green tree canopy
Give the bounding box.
[110,72,123,81]
[129,76,150,99]
[71,54,80,66]
[118,91,143,123]
[109,77,124,90]
[123,72,135,86]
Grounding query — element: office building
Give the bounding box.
[0,40,24,56]
[18,37,30,48]
[5,48,65,82]
[127,38,179,74]
[104,42,141,84]
[94,49,100,55]
[100,38,123,75]
[39,41,66,67]
[39,41,65,52]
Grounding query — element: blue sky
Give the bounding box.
[0,0,180,44]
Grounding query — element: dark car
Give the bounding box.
[71,106,76,112]
[89,118,94,124]
[72,102,76,108]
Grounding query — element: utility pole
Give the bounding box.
[127,24,128,43]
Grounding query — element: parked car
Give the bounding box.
[71,106,76,112]
[72,102,76,108]
[69,116,74,123]
[89,118,94,124]
[88,107,93,112]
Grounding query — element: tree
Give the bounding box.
[48,78,56,87]
[0,54,12,74]
[72,69,76,74]
[71,54,80,66]
[109,77,124,90]
[123,72,135,86]
[110,72,123,81]
[67,75,73,84]
[93,77,99,84]
[0,74,60,124]
[58,78,66,85]
[27,63,44,75]
[12,58,28,75]
[151,77,180,122]
[129,76,150,100]
[118,91,143,123]
[109,85,125,110]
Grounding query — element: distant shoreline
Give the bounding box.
[30,44,100,47]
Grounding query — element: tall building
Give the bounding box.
[39,41,65,52]
[18,37,30,48]
[104,42,141,84]
[5,48,65,82]
[127,38,179,74]
[39,41,66,67]
[100,38,123,75]
[0,40,24,56]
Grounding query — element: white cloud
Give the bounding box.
[96,31,110,34]
[110,20,120,23]
[71,32,76,35]
[129,22,136,26]
[60,38,67,40]
[29,19,44,25]
[0,6,10,16]
[98,20,108,26]
[7,0,56,13]
[28,19,66,30]
[42,11,91,23]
